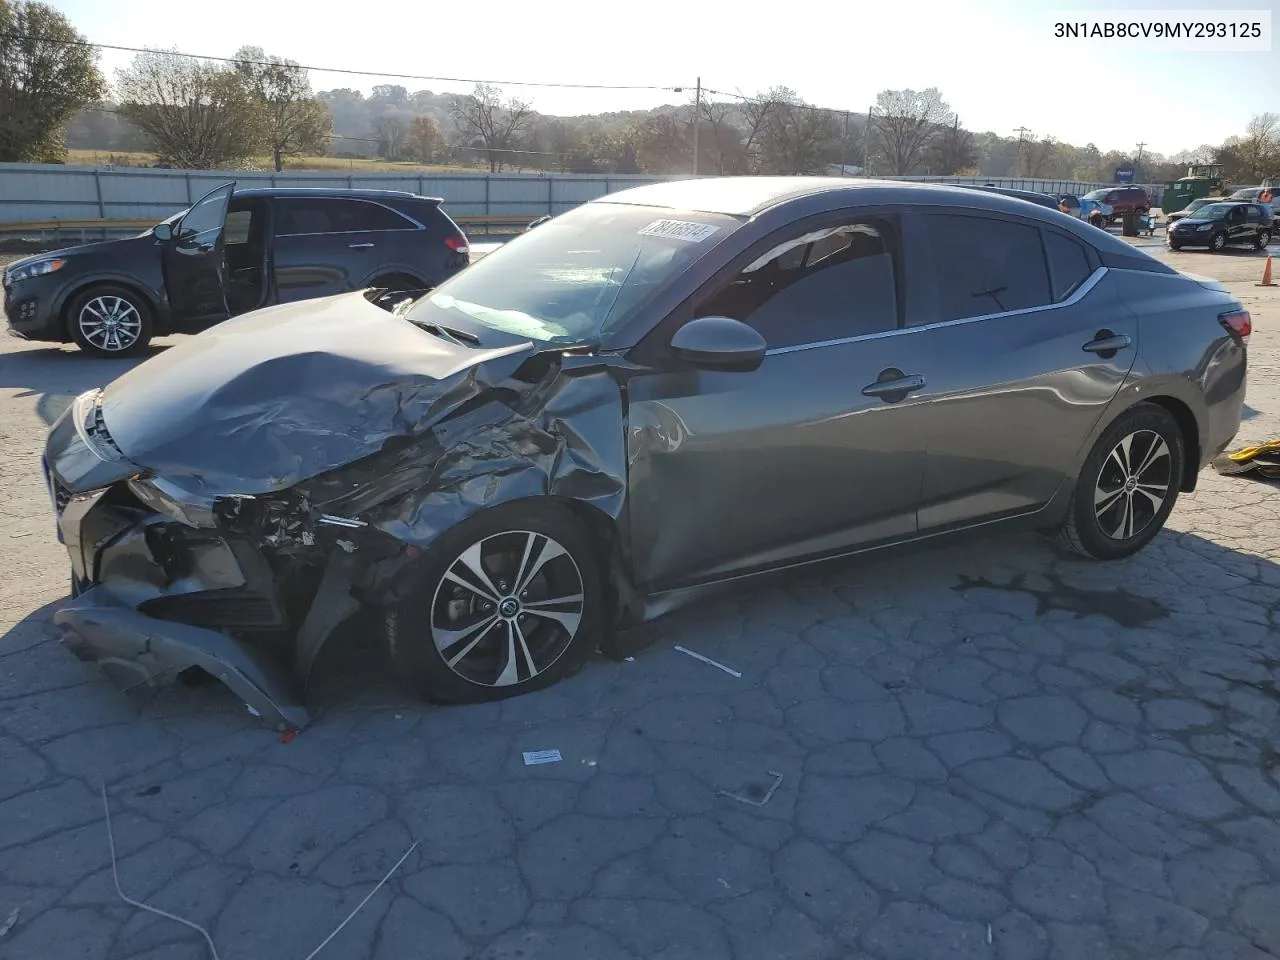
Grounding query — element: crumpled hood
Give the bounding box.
[99,291,535,494]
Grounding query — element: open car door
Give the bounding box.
[161,181,234,325]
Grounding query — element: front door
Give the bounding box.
[161,181,234,324]
[900,210,1139,532]
[627,214,930,592]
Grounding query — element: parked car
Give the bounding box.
[1164,197,1215,226]
[1227,186,1273,203]
[1082,185,1152,224]
[45,177,1248,727]
[1166,201,1273,252]
[1057,194,1112,227]
[3,183,470,357]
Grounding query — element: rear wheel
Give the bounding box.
[67,285,153,357]
[1256,230,1272,250]
[1055,402,1185,561]
[384,501,603,705]
[369,272,424,292]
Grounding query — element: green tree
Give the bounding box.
[0,0,104,162]
[116,50,264,169]
[232,45,331,171]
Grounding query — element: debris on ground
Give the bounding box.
[720,770,784,807]
[1212,439,1280,478]
[0,907,18,937]
[522,749,563,765]
[673,645,742,678]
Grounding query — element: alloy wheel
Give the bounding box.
[430,530,585,687]
[78,296,142,352]
[1093,429,1172,540]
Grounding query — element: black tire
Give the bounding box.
[1209,231,1228,253]
[1256,230,1272,251]
[66,284,153,357]
[1056,402,1185,561]
[1168,242,1183,251]
[384,500,604,705]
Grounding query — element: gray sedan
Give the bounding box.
[44,178,1249,727]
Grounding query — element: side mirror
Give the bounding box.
[670,316,767,372]
[152,222,173,241]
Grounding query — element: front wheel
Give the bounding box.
[1255,230,1272,250]
[66,285,153,357]
[1055,402,1185,561]
[384,501,604,705]
[1209,231,1228,252]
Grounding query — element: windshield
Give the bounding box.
[1188,203,1233,219]
[1083,189,1108,200]
[1185,199,1209,211]
[405,203,740,344]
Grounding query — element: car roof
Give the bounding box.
[231,187,444,203]
[597,176,1069,218]
[595,175,1162,267]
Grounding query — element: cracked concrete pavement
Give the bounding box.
[1,240,1279,959]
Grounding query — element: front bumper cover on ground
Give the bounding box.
[55,584,312,731]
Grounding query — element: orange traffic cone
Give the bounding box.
[1260,256,1275,287]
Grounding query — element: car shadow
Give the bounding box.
[0,342,171,425]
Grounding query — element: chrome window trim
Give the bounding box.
[272,197,424,238]
[763,265,1109,357]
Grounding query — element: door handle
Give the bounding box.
[348,242,375,249]
[862,372,926,401]
[1082,331,1131,356]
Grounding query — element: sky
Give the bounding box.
[45,0,1279,157]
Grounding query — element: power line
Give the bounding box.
[0,31,680,93]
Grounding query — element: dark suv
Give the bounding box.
[1166,201,1273,252]
[1082,185,1151,223]
[3,183,470,357]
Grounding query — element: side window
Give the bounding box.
[695,218,900,350]
[273,198,414,237]
[1245,206,1262,223]
[273,198,332,237]
[340,199,416,232]
[922,214,1052,321]
[1042,230,1091,301]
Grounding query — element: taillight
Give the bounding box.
[444,235,469,255]
[1220,309,1251,344]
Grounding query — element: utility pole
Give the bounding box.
[1014,126,1032,176]
[864,105,874,174]
[1135,141,1146,180]
[692,77,701,177]
[842,111,850,175]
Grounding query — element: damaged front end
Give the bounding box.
[45,290,633,730]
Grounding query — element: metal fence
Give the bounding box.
[0,162,1165,226]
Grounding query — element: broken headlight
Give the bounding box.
[127,476,218,529]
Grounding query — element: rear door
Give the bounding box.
[161,181,234,324]
[902,210,1139,533]
[1225,205,1251,245]
[270,196,421,302]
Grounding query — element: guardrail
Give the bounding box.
[0,213,536,246]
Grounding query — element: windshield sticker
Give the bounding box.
[638,219,720,243]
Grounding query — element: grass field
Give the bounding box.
[64,149,489,175]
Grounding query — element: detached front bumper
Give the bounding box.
[57,585,310,730]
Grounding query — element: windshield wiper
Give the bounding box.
[409,319,483,347]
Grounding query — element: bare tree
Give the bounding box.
[372,114,408,161]
[873,87,954,175]
[1235,112,1280,181]
[1023,136,1057,177]
[740,90,780,172]
[116,50,264,168]
[449,83,531,172]
[0,1,104,162]
[408,114,443,164]
[754,88,838,175]
[695,97,744,174]
[925,119,978,176]
[232,46,331,171]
